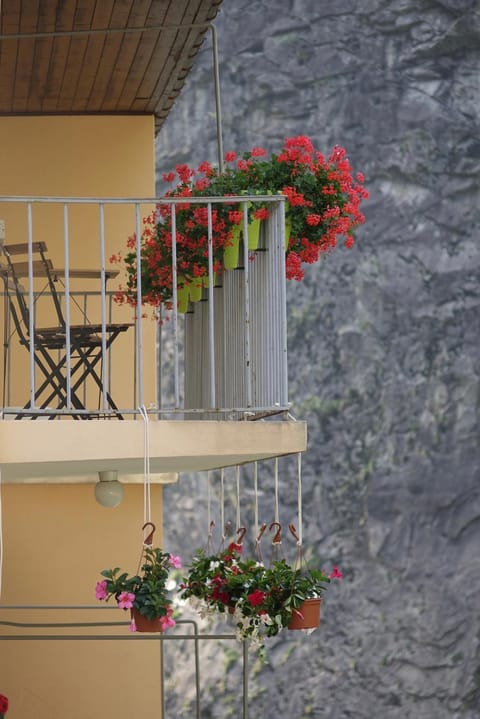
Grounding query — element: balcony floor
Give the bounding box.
[0,419,307,483]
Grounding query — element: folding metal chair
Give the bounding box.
[1,240,131,419]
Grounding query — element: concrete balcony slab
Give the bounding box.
[0,419,307,483]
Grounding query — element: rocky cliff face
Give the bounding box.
[157,1,480,717]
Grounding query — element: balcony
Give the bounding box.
[0,195,306,482]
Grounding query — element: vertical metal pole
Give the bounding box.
[210,24,224,173]
[243,640,249,719]
[82,293,89,406]
[99,202,108,412]
[159,639,165,719]
[171,204,180,409]
[194,621,201,719]
[63,204,72,409]
[26,203,35,409]
[242,201,252,408]
[278,198,288,405]
[207,202,216,408]
[135,203,144,408]
[156,310,162,416]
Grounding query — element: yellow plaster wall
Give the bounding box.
[0,117,167,718]
[0,484,166,719]
[0,115,157,411]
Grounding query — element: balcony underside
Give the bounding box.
[0,419,307,483]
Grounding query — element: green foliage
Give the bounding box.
[97,546,176,621]
[180,542,336,652]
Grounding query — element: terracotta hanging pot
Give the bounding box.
[287,598,321,631]
[131,608,164,633]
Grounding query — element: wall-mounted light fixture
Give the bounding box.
[95,470,124,508]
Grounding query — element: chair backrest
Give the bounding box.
[0,240,64,340]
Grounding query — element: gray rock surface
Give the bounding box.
[157,0,480,716]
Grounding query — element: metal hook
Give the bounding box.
[142,522,156,546]
[288,523,300,543]
[236,526,247,545]
[269,521,282,544]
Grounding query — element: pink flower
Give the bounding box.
[117,591,135,609]
[169,554,182,569]
[160,615,176,630]
[129,618,137,632]
[329,566,343,580]
[95,580,108,600]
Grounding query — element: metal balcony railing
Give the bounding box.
[0,195,288,420]
[0,605,252,719]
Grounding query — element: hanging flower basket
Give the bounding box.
[95,522,181,633]
[180,523,343,654]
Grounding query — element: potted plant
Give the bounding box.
[180,541,342,653]
[228,559,342,651]
[179,542,264,617]
[95,546,182,633]
[112,135,368,311]
[0,693,8,718]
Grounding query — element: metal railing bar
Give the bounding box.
[277,201,289,405]
[0,404,290,417]
[207,202,215,408]
[1,195,288,420]
[0,610,246,718]
[171,205,180,409]
[63,203,72,410]
[135,202,144,409]
[242,201,252,409]
[99,202,108,413]
[0,195,285,204]
[26,202,36,409]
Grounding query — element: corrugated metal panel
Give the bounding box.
[184,204,288,418]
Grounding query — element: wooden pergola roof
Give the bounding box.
[0,0,222,132]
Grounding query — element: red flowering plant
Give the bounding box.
[218,136,368,281]
[113,135,367,309]
[180,540,342,653]
[179,542,264,616]
[0,693,8,718]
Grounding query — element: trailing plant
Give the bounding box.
[112,135,368,309]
